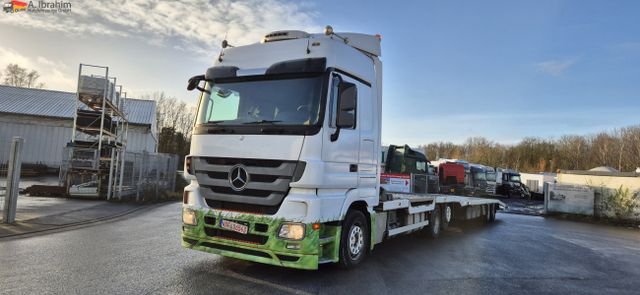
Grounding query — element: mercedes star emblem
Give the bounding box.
[228,165,249,191]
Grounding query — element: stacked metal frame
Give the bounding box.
[65,64,129,199]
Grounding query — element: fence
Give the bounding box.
[115,150,178,200]
[59,147,178,200]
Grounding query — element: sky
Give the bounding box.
[0,0,638,146]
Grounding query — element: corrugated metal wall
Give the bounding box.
[0,117,70,167]
[128,126,158,153]
[0,115,157,168]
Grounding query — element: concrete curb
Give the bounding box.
[501,210,545,217]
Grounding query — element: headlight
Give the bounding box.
[182,208,197,226]
[278,223,306,240]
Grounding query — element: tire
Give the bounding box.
[338,210,369,269]
[440,204,452,230]
[427,206,442,239]
[484,205,492,223]
[489,204,496,222]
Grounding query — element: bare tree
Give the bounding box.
[141,91,196,138]
[420,124,640,173]
[2,64,45,88]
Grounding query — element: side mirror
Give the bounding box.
[187,75,206,92]
[330,81,357,141]
[336,82,357,128]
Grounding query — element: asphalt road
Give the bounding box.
[1,202,639,295]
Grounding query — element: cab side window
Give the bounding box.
[329,74,357,130]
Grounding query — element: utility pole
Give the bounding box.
[3,137,23,224]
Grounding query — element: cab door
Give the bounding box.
[321,72,361,189]
[355,78,376,188]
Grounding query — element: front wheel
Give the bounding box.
[338,210,369,269]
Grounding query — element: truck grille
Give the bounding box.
[485,184,496,194]
[194,157,305,215]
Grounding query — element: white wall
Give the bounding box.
[557,173,640,219]
[545,183,595,216]
[0,114,156,168]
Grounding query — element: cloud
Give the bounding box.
[609,42,640,54]
[0,46,76,91]
[0,0,319,57]
[534,58,577,76]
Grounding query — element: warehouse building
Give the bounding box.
[0,85,157,169]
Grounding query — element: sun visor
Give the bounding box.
[265,58,326,75]
[205,66,239,81]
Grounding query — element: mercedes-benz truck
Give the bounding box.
[181,27,504,270]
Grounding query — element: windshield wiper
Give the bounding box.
[204,120,226,125]
[242,120,282,125]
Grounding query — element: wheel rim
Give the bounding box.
[348,224,364,258]
[433,213,440,234]
[445,206,452,223]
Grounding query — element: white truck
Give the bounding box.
[181,27,504,270]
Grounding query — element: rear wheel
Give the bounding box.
[489,204,496,222]
[338,210,369,269]
[485,204,496,223]
[441,204,452,230]
[427,206,442,238]
[484,205,492,223]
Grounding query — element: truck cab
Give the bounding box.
[3,2,13,13]
[496,169,529,198]
[469,164,488,196]
[182,29,383,269]
[435,161,465,194]
[381,144,438,194]
[485,166,497,195]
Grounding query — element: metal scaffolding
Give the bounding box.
[63,64,129,200]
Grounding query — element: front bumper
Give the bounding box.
[181,208,339,270]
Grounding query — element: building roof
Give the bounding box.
[589,166,619,173]
[559,169,639,177]
[0,85,156,126]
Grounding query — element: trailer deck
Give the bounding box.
[374,192,505,242]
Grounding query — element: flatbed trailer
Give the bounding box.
[375,192,504,242]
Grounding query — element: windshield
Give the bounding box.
[196,76,324,126]
[510,175,521,182]
[486,172,496,181]
[474,172,486,181]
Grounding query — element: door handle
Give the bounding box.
[349,164,358,172]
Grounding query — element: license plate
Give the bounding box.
[219,219,249,234]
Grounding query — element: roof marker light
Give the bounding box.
[324,25,333,36]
